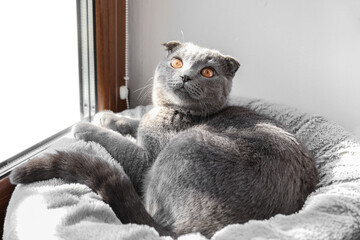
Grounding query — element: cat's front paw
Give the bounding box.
[100,114,138,136]
[99,112,119,131]
[72,122,101,142]
[92,110,114,126]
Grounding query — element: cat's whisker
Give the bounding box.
[166,79,183,90]
[133,83,153,93]
[138,95,150,104]
[137,87,152,104]
[136,83,153,104]
[137,90,152,103]
[133,77,154,103]
[146,77,154,83]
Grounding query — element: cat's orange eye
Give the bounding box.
[171,58,183,69]
[201,67,214,78]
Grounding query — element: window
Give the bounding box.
[0,0,96,176]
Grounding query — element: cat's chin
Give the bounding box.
[162,100,224,117]
[153,88,225,116]
[172,88,203,101]
[167,104,207,116]
[174,88,191,98]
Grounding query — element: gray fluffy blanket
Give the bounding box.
[3,97,360,240]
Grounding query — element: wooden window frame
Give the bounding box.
[95,0,127,112]
[0,177,15,239]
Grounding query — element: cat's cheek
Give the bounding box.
[166,80,183,90]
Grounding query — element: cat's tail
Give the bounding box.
[10,151,176,238]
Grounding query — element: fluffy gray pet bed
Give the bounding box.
[3,97,360,240]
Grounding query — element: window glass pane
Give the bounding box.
[0,1,80,162]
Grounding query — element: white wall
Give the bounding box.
[129,0,360,138]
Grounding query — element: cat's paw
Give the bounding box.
[100,114,136,136]
[92,110,114,126]
[72,122,101,141]
[99,112,119,131]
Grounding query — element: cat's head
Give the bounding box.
[152,41,240,116]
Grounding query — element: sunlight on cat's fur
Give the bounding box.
[10,41,318,238]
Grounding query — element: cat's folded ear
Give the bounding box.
[225,56,240,77]
[162,41,182,55]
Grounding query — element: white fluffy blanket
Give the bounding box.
[3,97,360,240]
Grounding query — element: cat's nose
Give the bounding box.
[181,75,192,82]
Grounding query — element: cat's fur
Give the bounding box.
[10,42,318,238]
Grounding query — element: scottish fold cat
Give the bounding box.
[10,42,318,238]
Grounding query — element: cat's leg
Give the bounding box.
[145,130,248,238]
[10,151,174,237]
[73,122,150,194]
[98,112,139,138]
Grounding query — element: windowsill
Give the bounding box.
[0,127,77,178]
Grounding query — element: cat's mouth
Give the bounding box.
[171,81,185,91]
[175,86,187,94]
[173,83,205,100]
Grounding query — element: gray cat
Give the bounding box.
[10,42,318,238]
